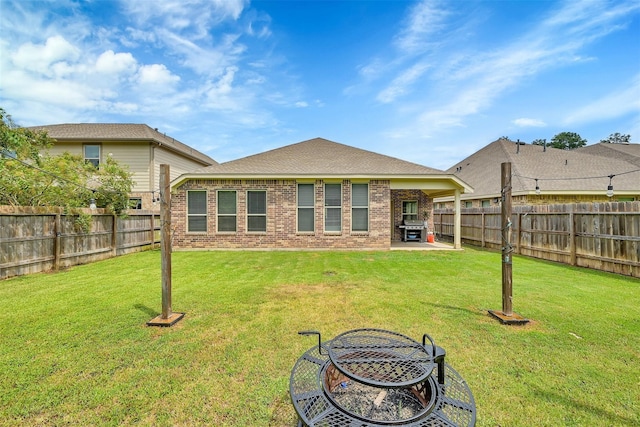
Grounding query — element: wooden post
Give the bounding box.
[160,164,172,319]
[489,162,529,325]
[111,214,118,257]
[147,164,184,327]
[569,206,576,266]
[501,162,513,316]
[54,213,61,271]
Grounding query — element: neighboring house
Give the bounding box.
[27,123,217,210]
[435,138,640,209]
[171,138,472,250]
[578,141,640,168]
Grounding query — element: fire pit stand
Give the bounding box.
[290,328,476,426]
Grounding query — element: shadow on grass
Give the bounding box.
[134,303,158,318]
[426,302,486,318]
[531,384,637,426]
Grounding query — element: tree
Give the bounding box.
[600,132,631,144]
[531,138,547,146]
[549,132,587,150]
[0,107,133,214]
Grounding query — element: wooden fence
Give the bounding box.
[434,202,640,278]
[0,207,160,280]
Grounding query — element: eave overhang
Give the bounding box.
[172,173,473,197]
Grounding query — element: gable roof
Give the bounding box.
[27,123,217,166]
[444,138,640,198]
[175,137,472,196]
[202,137,444,175]
[578,142,640,168]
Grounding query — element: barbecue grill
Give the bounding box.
[290,328,476,426]
[398,220,426,242]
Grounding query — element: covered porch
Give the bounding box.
[390,176,472,250]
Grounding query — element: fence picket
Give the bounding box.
[435,202,640,278]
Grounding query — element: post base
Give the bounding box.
[147,312,185,327]
[488,310,529,325]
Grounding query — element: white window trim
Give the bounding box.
[83,143,101,168]
[351,183,369,233]
[246,189,267,233]
[402,200,418,222]
[187,190,208,233]
[297,183,315,233]
[216,190,237,233]
[324,182,342,233]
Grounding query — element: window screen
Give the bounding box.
[217,191,236,232]
[298,184,314,232]
[247,190,267,232]
[402,201,417,221]
[325,183,341,232]
[84,144,100,168]
[352,183,368,232]
[187,190,207,232]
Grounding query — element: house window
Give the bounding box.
[247,190,267,232]
[129,198,142,210]
[84,144,101,168]
[187,190,207,232]
[352,183,369,232]
[325,183,342,232]
[217,190,237,232]
[402,201,417,222]
[464,201,473,208]
[481,200,490,208]
[297,184,315,232]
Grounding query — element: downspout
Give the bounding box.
[454,189,461,249]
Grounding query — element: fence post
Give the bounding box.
[569,206,576,266]
[150,213,155,249]
[516,212,522,254]
[111,214,118,257]
[54,213,61,271]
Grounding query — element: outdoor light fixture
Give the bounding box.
[89,198,97,209]
[535,178,541,195]
[606,175,614,198]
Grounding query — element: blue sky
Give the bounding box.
[1,0,639,170]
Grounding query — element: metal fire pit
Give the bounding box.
[290,328,476,426]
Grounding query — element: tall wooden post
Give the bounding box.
[501,162,513,316]
[160,164,172,319]
[489,162,529,325]
[147,164,184,327]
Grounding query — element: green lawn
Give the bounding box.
[1,248,638,426]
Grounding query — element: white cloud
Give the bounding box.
[564,74,640,124]
[95,50,137,75]
[377,62,431,103]
[11,35,80,74]
[136,64,180,86]
[294,101,308,108]
[394,0,450,54]
[512,118,547,127]
[402,0,640,135]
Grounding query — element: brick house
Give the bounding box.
[28,123,217,210]
[171,138,472,250]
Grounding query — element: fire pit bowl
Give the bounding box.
[290,329,476,427]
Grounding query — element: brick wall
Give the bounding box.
[390,189,432,241]
[172,179,392,249]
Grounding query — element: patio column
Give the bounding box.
[454,189,461,249]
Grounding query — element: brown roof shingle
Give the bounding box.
[196,137,446,176]
[446,138,640,197]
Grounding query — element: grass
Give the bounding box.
[1,247,638,426]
